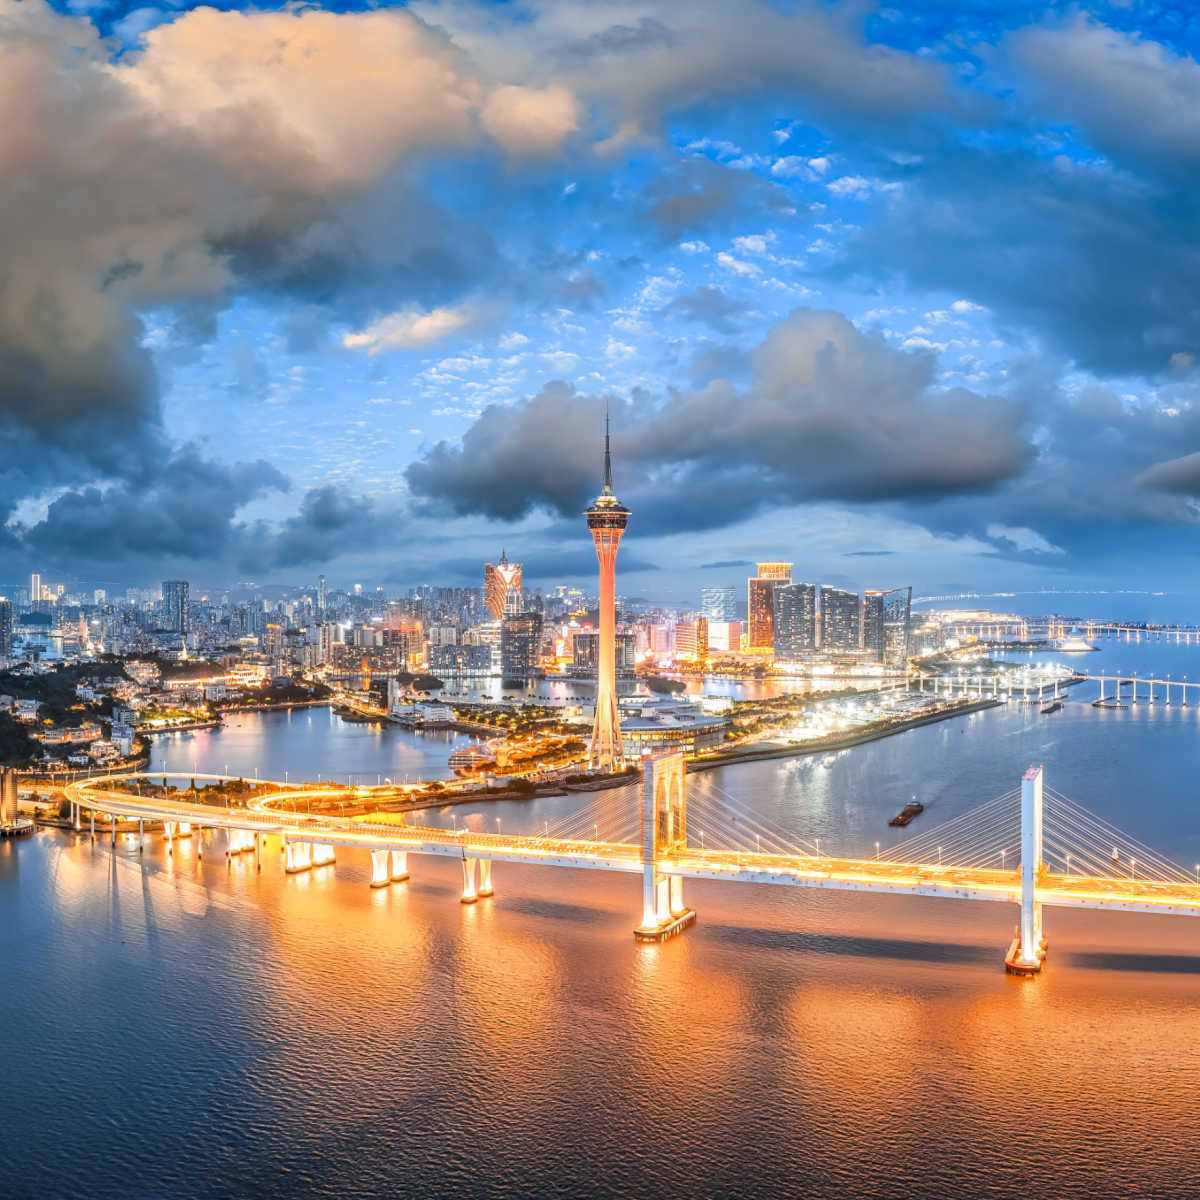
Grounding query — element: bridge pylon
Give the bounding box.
[1006,764,1048,976]
[634,751,695,942]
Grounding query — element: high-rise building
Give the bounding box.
[881,586,913,671]
[572,632,637,678]
[819,586,860,651]
[0,598,11,666]
[484,550,522,620]
[774,583,817,660]
[700,586,737,621]
[500,611,542,680]
[862,590,885,658]
[317,574,327,613]
[586,412,629,769]
[747,562,792,650]
[162,580,190,635]
[29,573,40,611]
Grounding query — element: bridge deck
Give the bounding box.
[68,779,1200,918]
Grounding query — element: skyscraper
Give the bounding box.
[500,611,543,681]
[0,598,11,667]
[484,550,523,620]
[317,574,327,613]
[29,573,40,611]
[774,582,817,660]
[881,586,913,670]
[747,563,792,650]
[700,586,737,621]
[586,412,629,770]
[862,590,885,658]
[819,586,860,651]
[162,579,190,635]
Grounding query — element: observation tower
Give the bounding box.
[586,412,629,771]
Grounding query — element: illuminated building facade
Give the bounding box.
[0,598,10,666]
[747,562,792,650]
[774,582,817,660]
[863,590,885,658]
[881,586,913,670]
[484,550,522,620]
[572,632,636,678]
[586,414,630,770]
[500,611,543,680]
[700,586,737,621]
[819,586,860,651]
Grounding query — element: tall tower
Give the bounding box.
[586,411,629,771]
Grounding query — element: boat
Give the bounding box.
[888,801,924,827]
[1040,701,1063,714]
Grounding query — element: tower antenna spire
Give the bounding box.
[603,404,613,494]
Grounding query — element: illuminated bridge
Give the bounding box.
[65,757,1200,974]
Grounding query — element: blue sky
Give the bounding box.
[6,0,1200,600]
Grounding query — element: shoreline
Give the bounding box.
[687,698,1002,775]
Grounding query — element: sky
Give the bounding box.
[5,0,1200,601]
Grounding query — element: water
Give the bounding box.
[8,636,1200,1198]
[147,705,480,783]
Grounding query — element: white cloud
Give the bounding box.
[770,155,830,180]
[900,335,947,353]
[951,299,986,314]
[716,252,761,277]
[499,331,530,350]
[605,338,636,360]
[679,240,710,254]
[343,304,473,353]
[732,233,774,255]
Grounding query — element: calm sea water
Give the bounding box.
[7,633,1200,1198]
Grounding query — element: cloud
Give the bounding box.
[268,486,378,567]
[343,305,475,353]
[1135,452,1200,496]
[661,285,749,334]
[480,84,579,155]
[17,448,289,565]
[985,523,1065,555]
[405,308,1034,532]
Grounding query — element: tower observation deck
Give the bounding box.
[586,411,629,771]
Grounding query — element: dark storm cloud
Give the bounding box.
[267,486,379,568]
[20,449,289,564]
[406,308,1034,534]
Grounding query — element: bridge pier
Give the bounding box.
[635,752,695,942]
[1006,765,1047,977]
[311,843,335,868]
[284,838,313,874]
[370,849,391,888]
[478,859,494,898]
[226,828,254,859]
[138,820,144,853]
[461,857,478,904]
[390,850,409,882]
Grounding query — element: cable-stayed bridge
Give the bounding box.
[67,758,1200,973]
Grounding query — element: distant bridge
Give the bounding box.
[64,758,1200,973]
